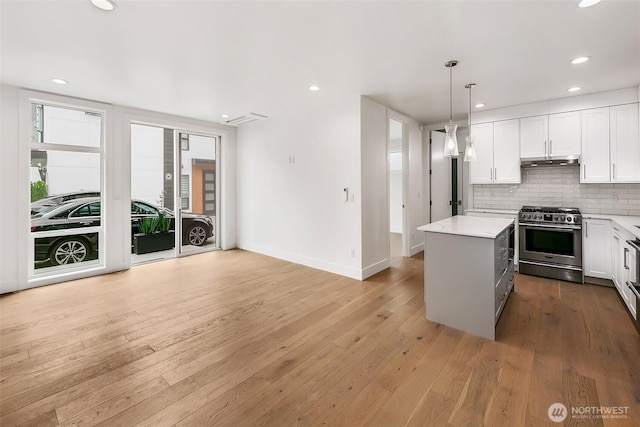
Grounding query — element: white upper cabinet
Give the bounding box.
[520,115,548,159]
[581,107,610,183]
[610,103,640,183]
[548,111,581,157]
[469,120,520,184]
[581,103,640,184]
[469,122,494,184]
[520,111,580,159]
[493,119,521,183]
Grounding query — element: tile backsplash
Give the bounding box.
[472,166,640,215]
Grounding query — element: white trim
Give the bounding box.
[410,241,424,257]
[240,243,364,281]
[362,258,390,280]
[388,109,411,259]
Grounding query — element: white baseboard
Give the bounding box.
[238,243,363,280]
[410,242,424,256]
[361,258,390,280]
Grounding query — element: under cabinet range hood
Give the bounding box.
[520,156,580,168]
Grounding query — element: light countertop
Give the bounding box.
[418,215,514,239]
[582,214,640,239]
[464,208,519,216]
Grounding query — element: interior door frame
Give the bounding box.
[429,128,466,221]
[387,112,409,259]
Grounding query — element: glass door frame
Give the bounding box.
[174,129,221,257]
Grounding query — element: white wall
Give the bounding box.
[361,97,389,277]
[0,85,20,293]
[236,94,362,279]
[0,85,237,293]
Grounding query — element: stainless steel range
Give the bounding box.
[519,206,583,283]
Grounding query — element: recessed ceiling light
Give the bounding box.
[578,0,600,7]
[309,85,320,91]
[51,78,68,85]
[568,87,581,92]
[475,103,485,108]
[571,56,591,64]
[221,114,230,119]
[91,0,117,11]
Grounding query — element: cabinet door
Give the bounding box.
[628,245,637,319]
[583,219,611,279]
[610,103,640,183]
[549,111,581,157]
[469,123,494,184]
[581,107,610,183]
[493,119,521,183]
[612,231,622,293]
[622,240,631,305]
[520,115,548,158]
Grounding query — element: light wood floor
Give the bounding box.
[1,250,639,426]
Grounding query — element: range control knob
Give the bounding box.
[567,217,572,223]
[561,215,566,221]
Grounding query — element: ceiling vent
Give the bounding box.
[225,112,268,126]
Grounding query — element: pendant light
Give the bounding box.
[464,83,477,162]
[443,60,459,158]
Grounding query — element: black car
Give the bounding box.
[31,197,214,265]
[30,191,101,215]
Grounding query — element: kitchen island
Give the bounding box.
[418,215,514,340]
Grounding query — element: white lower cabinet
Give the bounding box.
[583,219,611,279]
[612,225,637,319]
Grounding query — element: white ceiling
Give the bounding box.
[1,0,639,125]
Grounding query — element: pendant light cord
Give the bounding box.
[449,65,453,126]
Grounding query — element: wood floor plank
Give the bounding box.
[0,250,638,426]
[563,369,604,427]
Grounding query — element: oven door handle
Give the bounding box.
[520,222,582,231]
[626,239,640,252]
[627,281,640,299]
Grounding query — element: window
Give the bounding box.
[180,133,189,151]
[181,175,190,210]
[29,103,103,275]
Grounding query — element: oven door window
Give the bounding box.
[525,229,574,256]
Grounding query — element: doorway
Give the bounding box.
[429,128,467,222]
[389,118,407,259]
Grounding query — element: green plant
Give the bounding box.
[30,181,48,202]
[156,214,172,233]
[138,214,172,235]
[138,217,157,234]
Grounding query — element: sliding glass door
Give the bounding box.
[130,126,219,265]
[178,132,219,254]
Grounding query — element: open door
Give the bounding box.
[430,129,464,222]
[389,118,408,259]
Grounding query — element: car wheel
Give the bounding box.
[50,237,92,265]
[186,224,207,246]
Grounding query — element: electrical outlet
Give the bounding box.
[349,248,355,258]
